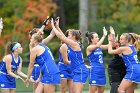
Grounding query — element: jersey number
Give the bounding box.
[99,55,103,63]
[133,55,139,64]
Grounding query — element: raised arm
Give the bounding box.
[42,29,55,45]
[101,26,116,50]
[51,18,78,49]
[108,35,125,54]
[55,17,66,37]
[39,17,56,45]
[87,27,107,52]
[37,16,50,34]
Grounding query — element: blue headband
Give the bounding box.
[12,43,21,51]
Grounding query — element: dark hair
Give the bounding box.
[134,38,140,51]
[6,42,18,54]
[85,32,96,44]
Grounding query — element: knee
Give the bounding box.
[35,91,38,93]
[61,86,67,92]
[69,89,74,93]
[118,87,126,93]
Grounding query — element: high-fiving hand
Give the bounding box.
[109,26,115,35]
[103,27,107,36]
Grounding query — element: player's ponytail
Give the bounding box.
[85,32,96,44]
[6,42,17,54]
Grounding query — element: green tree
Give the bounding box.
[90,0,140,35]
[0,0,58,60]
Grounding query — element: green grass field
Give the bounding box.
[15,66,140,93]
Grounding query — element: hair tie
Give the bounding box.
[12,43,21,51]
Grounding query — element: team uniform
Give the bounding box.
[108,54,126,93]
[35,43,60,84]
[122,45,140,83]
[87,48,106,86]
[66,44,88,83]
[58,53,73,80]
[31,64,40,81]
[0,53,20,88]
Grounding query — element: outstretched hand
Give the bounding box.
[108,34,114,42]
[55,17,60,27]
[25,78,30,87]
[103,27,107,36]
[116,34,118,42]
[16,75,25,83]
[42,16,50,26]
[109,26,115,35]
[29,77,35,83]
[51,18,55,28]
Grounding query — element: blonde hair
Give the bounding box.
[134,38,140,51]
[129,33,140,51]
[122,33,131,43]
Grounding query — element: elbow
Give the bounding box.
[108,50,113,54]
[108,51,111,54]
[7,71,12,76]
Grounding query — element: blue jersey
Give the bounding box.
[87,47,106,85]
[0,53,20,88]
[87,48,104,67]
[35,43,59,76]
[122,45,140,83]
[66,44,88,83]
[122,45,140,67]
[0,53,20,74]
[66,44,85,71]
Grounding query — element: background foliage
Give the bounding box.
[0,0,140,60]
